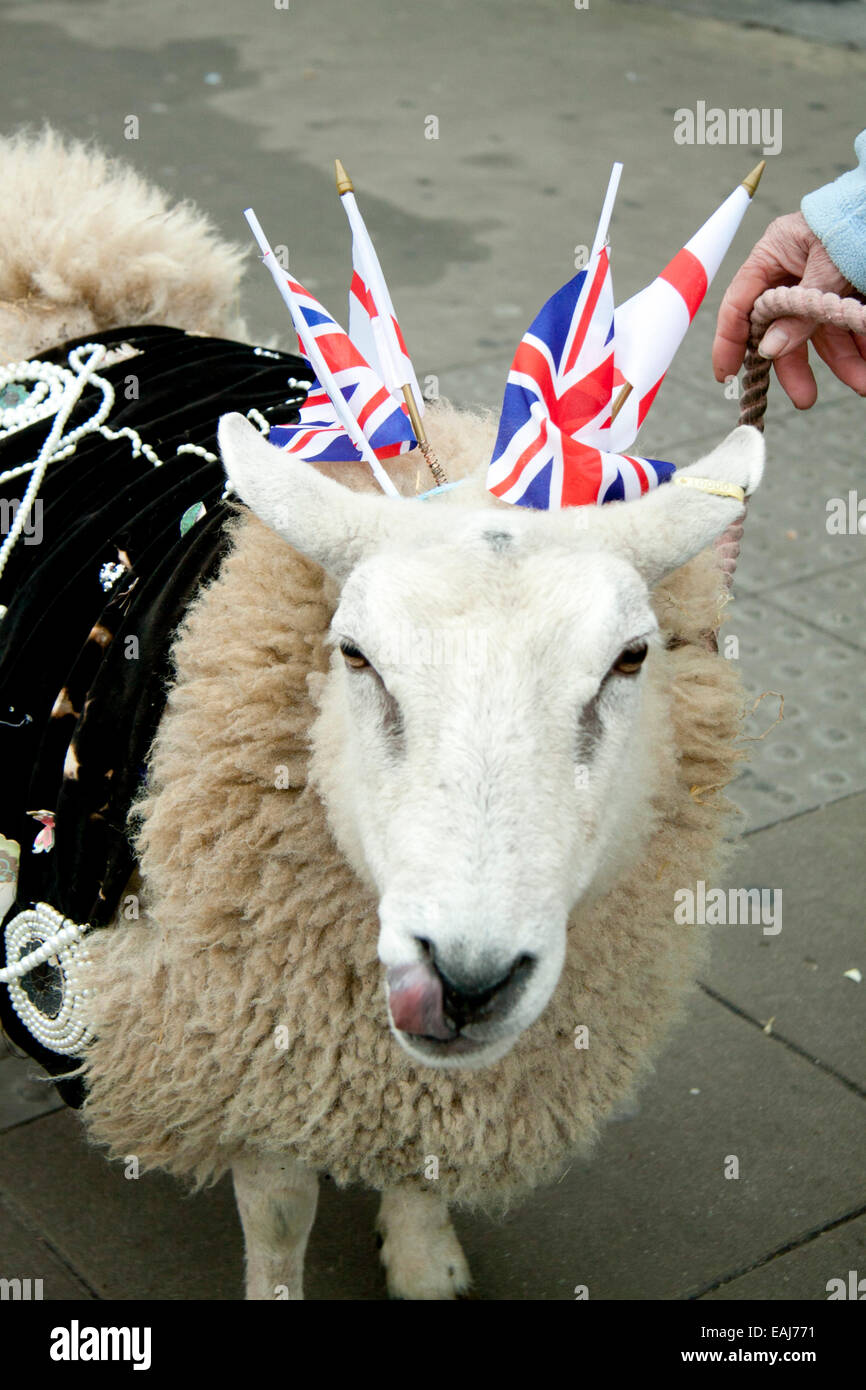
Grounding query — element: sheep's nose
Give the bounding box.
[428,947,536,1032]
[386,949,536,1041]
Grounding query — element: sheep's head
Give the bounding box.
[219,414,763,1071]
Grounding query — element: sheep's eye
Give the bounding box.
[612,643,648,676]
[340,640,370,670]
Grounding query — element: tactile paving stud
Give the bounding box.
[759,561,866,653]
[724,595,866,831]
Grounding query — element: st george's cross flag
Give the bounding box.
[267,273,417,464]
[486,245,675,509]
[606,178,755,452]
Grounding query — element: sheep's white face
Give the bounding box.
[219,415,764,1071]
[323,533,659,1068]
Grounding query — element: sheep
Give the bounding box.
[0,126,247,363]
[0,131,764,1300]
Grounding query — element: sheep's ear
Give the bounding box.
[587,425,764,585]
[217,413,398,581]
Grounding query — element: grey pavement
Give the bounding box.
[0,0,864,1300]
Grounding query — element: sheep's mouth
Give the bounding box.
[385,958,529,1066]
[396,1029,488,1058]
[391,1022,522,1070]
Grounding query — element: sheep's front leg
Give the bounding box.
[232,1152,318,1300]
[377,1185,472,1300]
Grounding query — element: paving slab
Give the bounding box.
[709,794,866,1092]
[760,560,866,654]
[0,1108,244,1300]
[735,402,866,597]
[720,590,866,831]
[453,989,866,1300]
[702,1210,866,1302]
[0,1051,66,1134]
[0,1190,93,1300]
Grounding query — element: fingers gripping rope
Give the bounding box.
[717,289,866,591]
[738,287,866,433]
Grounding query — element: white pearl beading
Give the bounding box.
[0,368,65,433]
[2,902,93,1054]
[0,344,123,588]
[0,342,194,594]
[246,407,270,436]
[177,441,217,463]
[0,349,312,598]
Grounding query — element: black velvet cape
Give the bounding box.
[0,326,313,1104]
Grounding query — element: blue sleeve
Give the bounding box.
[801,130,866,294]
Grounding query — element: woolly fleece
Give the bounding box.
[79,404,746,1210]
[0,128,248,362]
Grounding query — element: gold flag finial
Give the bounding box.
[335,158,354,196]
[741,160,766,198]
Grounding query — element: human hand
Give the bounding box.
[712,211,866,408]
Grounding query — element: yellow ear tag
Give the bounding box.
[671,475,746,503]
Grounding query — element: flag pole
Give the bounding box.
[568,162,622,331]
[334,159,447,488]
[590,162,633,422]
[583,163,632,422]
[243,207,400,499]
[589,161,623,263]
[610,382,632,421]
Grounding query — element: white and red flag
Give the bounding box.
[337,165,425,416]
[607,178,756,452]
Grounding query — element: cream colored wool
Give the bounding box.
[0,128,247,361]
[79,403,745,1210]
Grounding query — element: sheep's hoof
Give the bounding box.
[380,1229,472,1301]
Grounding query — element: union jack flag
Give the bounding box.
[487,248,674,509]
[267,274,416,463]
